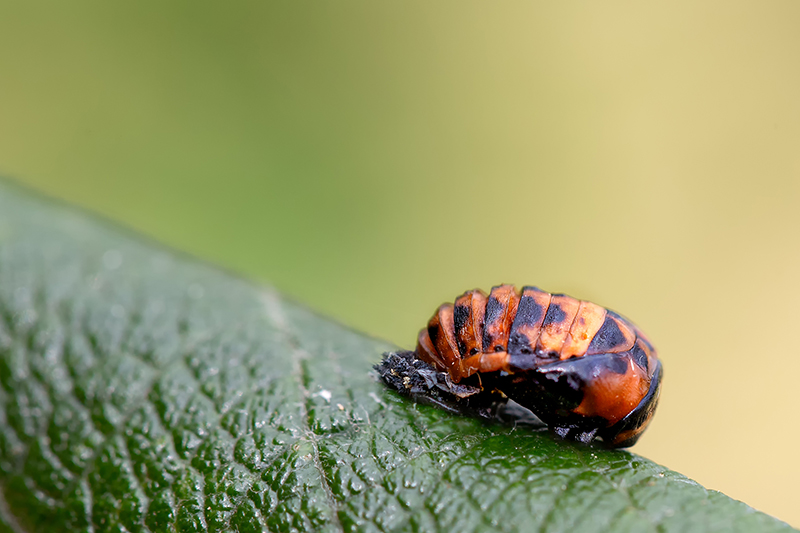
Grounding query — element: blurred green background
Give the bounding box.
[1,1,799,527]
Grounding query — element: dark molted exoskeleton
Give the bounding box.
[375,284,662,448]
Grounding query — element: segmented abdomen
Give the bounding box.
[416,284,657,382]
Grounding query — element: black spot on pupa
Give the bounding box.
[508,332,533,355]
[428,324,440,346]
[453,305,470,333]
[587,316,628,354]
[484,297,504,325]
[514,293,545,327]
[629,341,649,372]
[508,288,547,355]
[542,303,567,327]
[453,304,471,356]
[482,296,506,351]
[605,352,629,374]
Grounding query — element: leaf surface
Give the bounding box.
[0,180,794,533]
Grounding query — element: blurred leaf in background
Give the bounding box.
[0,0,799,527]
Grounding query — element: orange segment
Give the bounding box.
[586,313,636,355]
[424,304,462,378]
[479,351,510,373]
[573,357,650,425]
[482,285,520,353]
[536,294,581,355]
[508,286,551,355]
[453,289,487,358]
[416,328,444,370]
[561,301,607,359]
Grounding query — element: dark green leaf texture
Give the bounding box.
[0,181,793,533]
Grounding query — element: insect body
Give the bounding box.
[378,284,662,447]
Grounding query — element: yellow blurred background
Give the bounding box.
[1,1,799,526]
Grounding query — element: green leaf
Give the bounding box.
[0,179,793,533]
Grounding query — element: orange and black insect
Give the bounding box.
[376,284,662,447]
